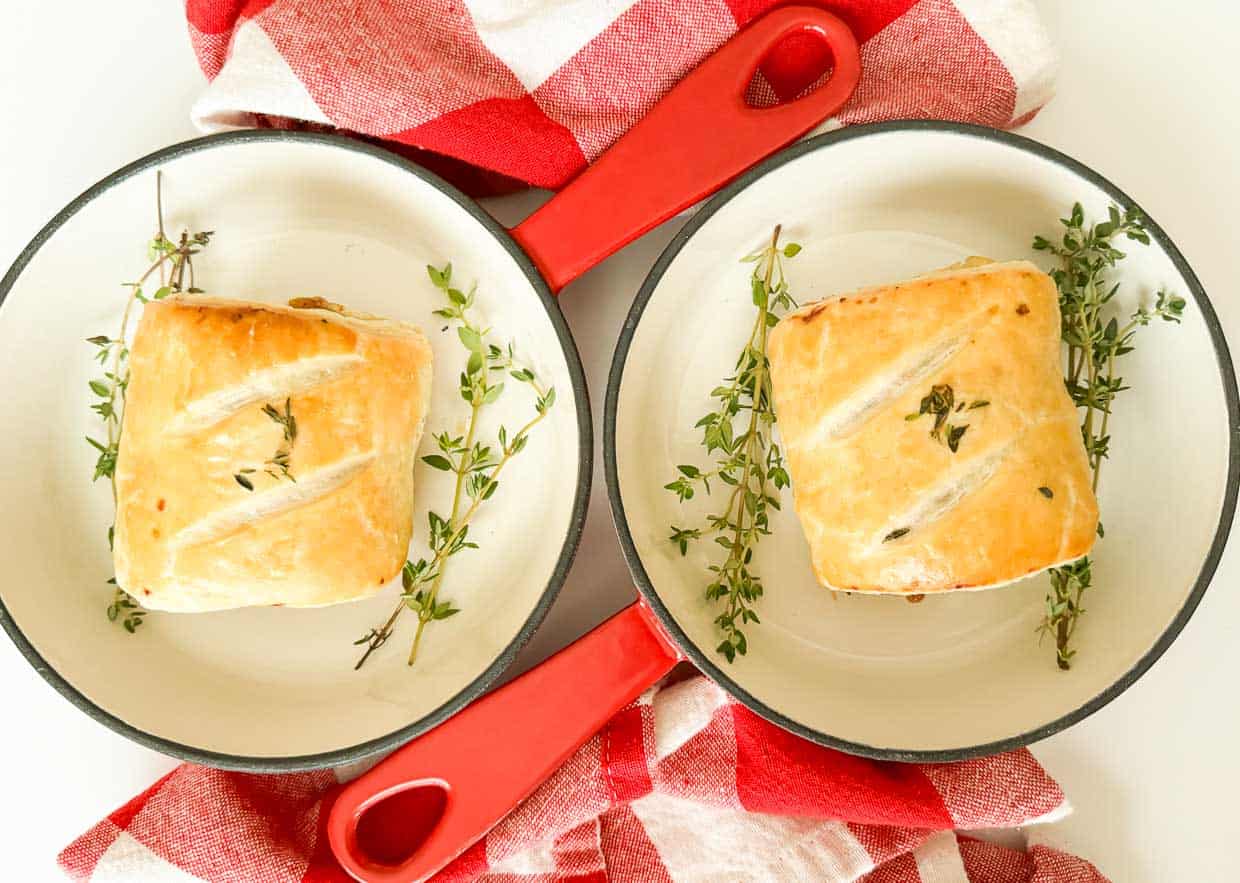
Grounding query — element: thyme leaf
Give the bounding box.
[905,384,987,453]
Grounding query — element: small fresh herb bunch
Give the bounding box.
[354,262,554,670]
[904,383,989,452]
[105,579,145,633]
[87,172,213,632]
[1033,203,1184,669]
[235,398,299,490]
[665,226,798,663]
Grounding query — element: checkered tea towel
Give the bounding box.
[61,676,1105,881]
[185,0,1056,193]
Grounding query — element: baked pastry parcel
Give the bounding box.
[113,296,433,612]
[767,259,1097,595]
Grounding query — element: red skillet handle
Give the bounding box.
[327,601,683,883]
[509,5,860,293]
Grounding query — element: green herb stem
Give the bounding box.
[664,225,797,662]
[407,397,548,665]
[89,171,214,632]
[354,263,554,670]
[402,397,480,667]
[1033,202,1183,669]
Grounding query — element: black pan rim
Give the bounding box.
[0,128,593,773]
[604,118,1240,763]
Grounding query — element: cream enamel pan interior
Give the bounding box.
[608,122,1238,758]
[0,132,590,769]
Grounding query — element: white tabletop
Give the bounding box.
[2,2,1236,880]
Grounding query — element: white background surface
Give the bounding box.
[0,2,1236,880]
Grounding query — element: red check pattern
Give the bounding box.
[184,0,1057,193]
[60,676,1106,882]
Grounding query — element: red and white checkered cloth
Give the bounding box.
[184,0,1057,194]
[60,677,1105,882]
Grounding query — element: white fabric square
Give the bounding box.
[191,19,331,131]
[652,676,728,760]
[913,831,971,883]
[631,794,873,882]
[953,0,1059,119]
[93,832,206,883]
[465,0,640,90]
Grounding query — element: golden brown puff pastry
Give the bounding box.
[113,296,433,612]
[767,259,1097,595]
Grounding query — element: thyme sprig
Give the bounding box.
[235,398,298,490]
[87,172,213,631]
[104,577,145,633]
[1033,203,1184,669]
[664,226,797,663]
[354,263,554,670]
[904,384,989,452]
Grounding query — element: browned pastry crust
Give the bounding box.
[767,259,1097,594]
[113,296,432,611]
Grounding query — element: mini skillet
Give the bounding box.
[0,10,859,771]
[328,123,1237,882]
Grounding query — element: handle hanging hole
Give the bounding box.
[745,28,837,109]
[353,782,449,868]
